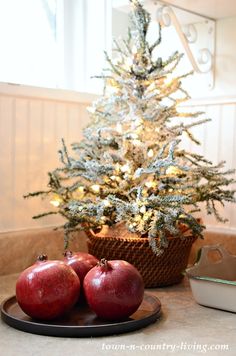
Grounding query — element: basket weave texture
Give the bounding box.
[86,223,197,288]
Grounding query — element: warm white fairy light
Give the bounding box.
[91,184,100,193]
[136,215,142,222]
[148,82,156,91]
[164,75,173,86]
[166,166,182,176]
[116,123,123,133]
[124,57,133,70]
[74,186,85,199]
[121,164,131,173]
[50,200,60,207]
[87,106,96,114]
[145,181,156,188]
[123,173,132,181]
[142,188,148,197]
[147,149,154,158]
[130,133,139,139]
[134,117,143,126]
[103,199,111,207]
[133,139,141,146]
[50,195,62,207]
[131,45,138,54]
[140,205,146,214]
[114,163,121,172]
[143,211,151,221]
[77,186,84,192]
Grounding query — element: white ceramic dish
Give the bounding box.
[186,245,236,313]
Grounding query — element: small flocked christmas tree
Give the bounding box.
[25,0,235,255]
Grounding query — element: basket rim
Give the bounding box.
[87,228,197,243]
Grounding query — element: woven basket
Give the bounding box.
[86,223,197,288]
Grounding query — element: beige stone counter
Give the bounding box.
[1,274,236,356]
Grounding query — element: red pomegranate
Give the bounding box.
[83,259,144,321]
[16,255,80,320]
[63,251,98,284]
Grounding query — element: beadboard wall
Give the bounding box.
[0,83,236,233]
[180,99,236,233]
[0,84,92,232]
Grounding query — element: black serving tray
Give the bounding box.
[1,293,161,337]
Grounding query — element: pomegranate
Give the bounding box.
[16,255,80,320]
[63,251,98,284]
[83,259,144,321]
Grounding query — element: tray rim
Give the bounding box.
[1,292,161,337]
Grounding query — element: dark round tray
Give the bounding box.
[1,293,161,337]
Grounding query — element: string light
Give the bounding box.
[133,139,141,146]
[164,75,173,86]
[143,212,150,221]
[130,133,139,139]
[132,45,138,54]
[105,78,120,94]
[87,106,96,114]
[145,181,156,188]
[148,82,156,91]
[166,166,182,176]
[147,149,154,158]
[50,195,62,207]
[140,205,146,214]
[124,57,133,70]
[121,164,131,173]
[142,188,149,197]
[91,184,100,193]
[103,199,111,207]
[74,186,85,199]
[114,163,121,172]
[116,123,123,133]
[133,117,143,126]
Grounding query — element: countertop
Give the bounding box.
[0,274,235,356]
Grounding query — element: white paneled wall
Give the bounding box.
[181,101,236,231]
[0,85,236,232]
[0,85,91,231]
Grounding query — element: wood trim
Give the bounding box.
[181,95,236,107]
[1,82,235,107]
[0,82,98,105]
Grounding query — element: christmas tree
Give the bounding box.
[25,0,235,255]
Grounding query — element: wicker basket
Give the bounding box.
[86,223,197,288]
